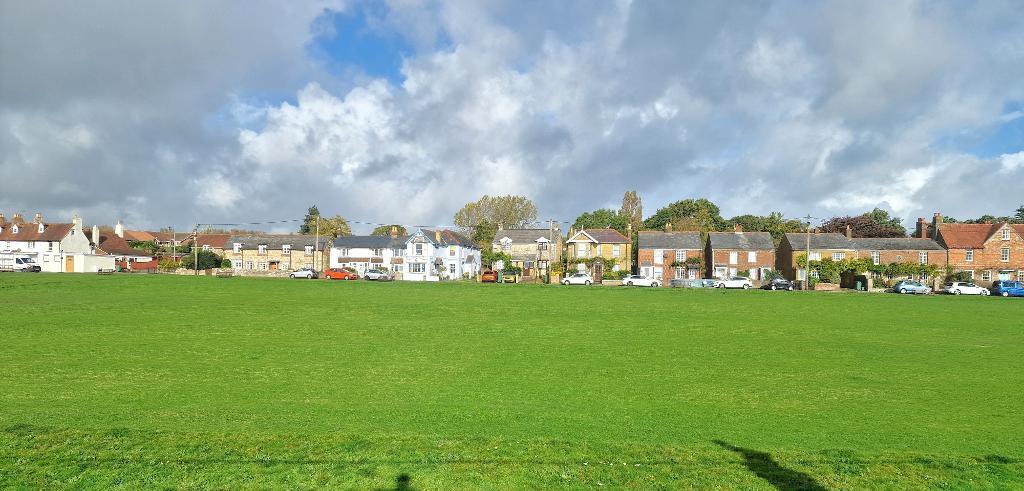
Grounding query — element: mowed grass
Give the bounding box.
[1,274,1022,488]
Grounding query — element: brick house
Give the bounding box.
[194,233,231,255]
[224,234,331,273]
[492,227,562,280]
[706,225,775,281]
[921,213,1024,284]
[565,228,632,278]
[637,228,702,282]
[849,237,946,283]
[776,232,857,281]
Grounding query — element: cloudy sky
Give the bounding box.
[2,0,1022,232]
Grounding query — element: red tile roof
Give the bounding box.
[0,222,74,242]
[194,234,230,248]
[938,223,1014,249]
[85,230,147,257]
[123,230,156,242]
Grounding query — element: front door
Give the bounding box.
[999,270,1012,281]
[65,256,74,272]
[269,262,279,271]
[593,261,604,282]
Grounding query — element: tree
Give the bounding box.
[572,209,629,235]
[643,198,726,231]
[299,205,320,234]
[727,212,804,245]
[820,215,904,238]
[1015,205,1024,223]
[619,191,643,234]
[454,195,539,230]
[371,225,408,236]
[470,221,499,250]
[299,206,351,239]
[862,208,907,235]
[181,250,222,270]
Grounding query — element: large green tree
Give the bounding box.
[572,209,629,235]
[727,212,805,245]
[619,190,643,234]
[371,225,408,236]
[454,195,539,230]
[299,206,351,238]
[643,198,726,232]
[181,250,223,270]
[1016,205,1024,223]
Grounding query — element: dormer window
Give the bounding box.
[282,244,291,255]
[38,223,44,233]
[500,238,512,251]
[1002,228,1010,240]
[12,225,18,234]
[233,243,242,253]
[258,244,267,255]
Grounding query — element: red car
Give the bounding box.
[325,268,359,280]
[481,270,498,283]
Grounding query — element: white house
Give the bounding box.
[330,228,408,275]
[0,212,113,272]
[402,229,481,281]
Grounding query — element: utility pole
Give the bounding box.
[803,214,812,291]
[548,218,554,284]
[194,224,199,276]
[314,215,320,273]
[171,227,175,271]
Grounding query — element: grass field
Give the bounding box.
[1,273,1022,488]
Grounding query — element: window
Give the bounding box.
[729,252,738,264]
[832,252,846,261]
[538,241,548,251]
[48,242,53,252]
[1002,228,1011,240]
[12,225,18,233]
[1018,271,1024,282]
[258,262,268,271]
[415,243,424,255]
[303,263,312,269]
[870,251,880,265]
[233,243,241,254]
[965,270,974,280]
[28,241,35,248]
[258,244,267,255]
[232,260,241,269]
[654,249,663,264]
[981,270,992,281]
[449,246,456,256]
[501,241,511,251]
[372,248,382,256]
[244,261,254,269]
[612,245,621,257]
[392,264,402,272]
[392,248,403,256]
[42,255,49,262]
[676,250,685,262]
[282,245,291,255]
[747,251,756,263]
[654,267,663,280]
[919,252,928,264]
[1001,248,1010,262]
[965,249,973,262]
[448,263,456,275]
[577,243,587,258]
[304,245,313,256]
[809,252,821,261]
[810,270,819,279]
[410,263,425,273]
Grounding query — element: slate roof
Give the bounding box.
[227,234,331,250]
[708,231,774,251]
[637,231,702,249]
[569,228,629,243]
[850,237,945,251]
[938,223,1023,249]
[493,229,554,245]
[785,233,856,250]
[0,222,74,242]
[418,229,478,248]
[333,235,408,248]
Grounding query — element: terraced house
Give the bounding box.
[849,236,945,278]
[637,228,703,281]
[224,235,331,273]
[566,228,632,278]
[492,226,562,280]
[0,212,106,272]
[706,226,776,280]
[776,232,857,282]
[330,227,408,276]
[925,213,1024,283]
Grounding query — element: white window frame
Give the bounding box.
[449,246,456,257]
[202,244,211,251]
[728,251,738,264]
[965,249,973,262]
[1001,248,1010,262]
[449,263,456,275]
[1002,228,1010,240]
[410,262,425,273]
[675,250,685,262]
[981,270,992,281]
[415,243,424,256]
[654,249,663,264]
[258,244,267,255]
[232,260,242,269]
[233,243,242,254]
[918,252,928,265]
[809,252,821,261]
[612,244,621,257]
[282,245,291,255]
[832,252,846,261]
[747,251,756,263]
[870,251,880,265]
[304,245,314,256]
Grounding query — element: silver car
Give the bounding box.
[891,280,931,294]
[363,269,393,281]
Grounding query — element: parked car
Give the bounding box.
[942,282,989,296]
[699,279,718,288]
[622,274,659,287]
[324,268,359,280]
[891,280,931,294]
[716,277,753,289]
[990,280,1024,297]
[289,268,319,279]
[0,254,40,272]
[481,270,498,283]
[761,278,794,291]
[362,269,392,281]
[562,272,593,286]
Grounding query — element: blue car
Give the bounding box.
[990,281,1024,297]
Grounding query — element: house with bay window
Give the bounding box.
[330,227,408,276]
[402,229,480,281]
[492,227,562,280]
[565,228,631,278]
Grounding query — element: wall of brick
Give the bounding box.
[945,233,1024,281]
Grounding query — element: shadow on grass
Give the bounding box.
[714,440,825,491]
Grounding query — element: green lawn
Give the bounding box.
[1,274,1022,488]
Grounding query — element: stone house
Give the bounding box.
[492,227,562,279]
[922,213,1024,284]
[0,213,110,272]
[330,228,408,276]
[224,234,331,272]
[776,232,857,281]
[565,228,632,278]
[706,226,776,280]
[637,228,702,281]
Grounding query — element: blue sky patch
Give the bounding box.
[309,4,411,83]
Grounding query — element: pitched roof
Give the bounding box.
[417,229,478,248]
[85,230,149,257]
[938,223,1020,249]
[333,235,408,248]
[493,228,555,245]
[850,237,945,251]
[123,230,156,242]
[784,233,856,250]
[226,234,331,250]
[195,234,231,248]
[708,231,774,251]
[568,228,629,244]
[151,231,194,242]
[637,231,702,249]
[0,222,74,242]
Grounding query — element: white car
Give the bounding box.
[716,276,753,289]
[289,268,318,279]
[943,281,990,296]
[562,272,594,285]
[622,274,659,287]
[363,269,392,281]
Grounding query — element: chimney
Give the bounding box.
[389,225,398,238]
[627,223,632,236]
[115,220,124,238]
[92,225,100,246]
[497,223,503,231]
[665,222,672,232]
[915,218,926,239]
[931,213,942,239]
[435,230,441,243]
[12,213,23,223]
[33,213,43,224]
[734,223,743,233]
[845,224,852,239]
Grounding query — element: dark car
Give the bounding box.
[990,280,1024,297]
[761,278,794,291]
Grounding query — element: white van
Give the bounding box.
[0,254,41,272]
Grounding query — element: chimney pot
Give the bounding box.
[734,224,743,233]
[845,224,852,239]
[435,230,441,243]
[115,220,124,238]
[389,225,398,238]
[665,222,672,232]
[34,213,42,223]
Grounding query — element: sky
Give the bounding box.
[1,0,1022,233]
